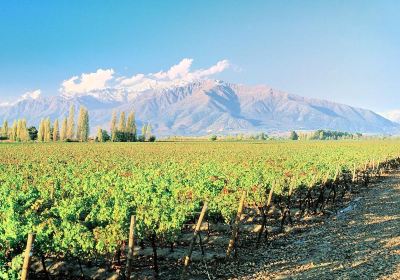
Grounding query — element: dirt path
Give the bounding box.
[219,174,400,280]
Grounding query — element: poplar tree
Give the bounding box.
[1,120,8,138]
[53,119,59,142]
[16,119,28,142]
[60,118,67,141]
[145,123,152,140]
[38,119,45,142]
[82,108,89,141]
[16,119,22,142]
[67,105,75,140]
[97,128,103,142]
[126,111,137,141]
[21,119,29,142]
[77,107,84,141]
[118,111,126,132]
[141,123,148,141]
[44,118,51,142]
[77,107,89,142]
[10,121,17,142]
[110,111,117,142]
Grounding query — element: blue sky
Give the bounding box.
[0,0,399,111]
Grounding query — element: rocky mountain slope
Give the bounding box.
[0,80,398,136]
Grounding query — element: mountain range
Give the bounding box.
[0,80,398,136]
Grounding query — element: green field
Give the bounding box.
[1,140,400,278]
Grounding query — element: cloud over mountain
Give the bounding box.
[56,58,230,100]
[60,69,115,96]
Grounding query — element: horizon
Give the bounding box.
[0,1,399,114]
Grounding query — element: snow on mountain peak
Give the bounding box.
[0,90,42,107]
[380,110,400,123]
[58,58,230,101]
[21,89,41,100]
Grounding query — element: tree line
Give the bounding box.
[289,129,363,140]
[0,105,155,143]
[98,110,154,142]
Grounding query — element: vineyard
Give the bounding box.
[1,140,400,279]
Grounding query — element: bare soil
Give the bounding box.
[216,174,400,280]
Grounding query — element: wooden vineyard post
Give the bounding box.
[125,215,136,280]
[377,160,381,177]
[180,202,208,280]
[334,165,340,182]
[267,186,274,210]
[21,233,35,280]
[362,160,368,186]
[331,166,340,204]
[352,163,357,183]
[226,190,246,258]
[257,185,274,244]
[371,159,376,178]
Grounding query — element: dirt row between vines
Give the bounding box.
[208,173,400,280]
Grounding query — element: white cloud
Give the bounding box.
[153,58,194,80]
[60,68,115,94]
[118,58,230,90]
[58,59,230,97]
[21,89,41,100]
[3,59,231,104]
[119,73,145,86]
[189,59,230,80]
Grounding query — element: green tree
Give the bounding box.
[289,131,299,140]
[101,130,110,142]
[28,126,38,141]
[258,132,268,140]
[96,128,109,142]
